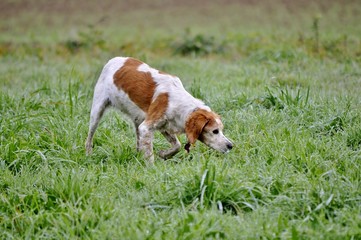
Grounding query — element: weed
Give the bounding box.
[64,25,106,53]
[174,160,270,215]
[172,29,226,56]
[312,15,321,53]
[253,86,310,110]
[347,127,361,150]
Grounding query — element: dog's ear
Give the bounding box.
[185,112,209,148]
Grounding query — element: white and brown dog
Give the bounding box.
[86,57,233,162]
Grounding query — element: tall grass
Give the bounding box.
[1,1,361,239]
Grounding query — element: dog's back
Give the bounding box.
[86,57,232,162]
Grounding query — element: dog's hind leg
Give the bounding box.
[159,131,181,159]
[85,91,110,155]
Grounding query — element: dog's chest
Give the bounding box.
[161,118,185,134]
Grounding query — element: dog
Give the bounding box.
[85,57,233,163]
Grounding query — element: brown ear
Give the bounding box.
[185,112,209,146]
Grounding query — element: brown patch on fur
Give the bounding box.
[113,58,156,112]
[185,109,219,145]
[146,93,169,124]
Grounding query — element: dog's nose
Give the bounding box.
[227,143,233,150]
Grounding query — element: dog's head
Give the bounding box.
[185,109,233,153]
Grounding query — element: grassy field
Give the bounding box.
[1,0,361,239]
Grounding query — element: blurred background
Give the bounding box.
[1,0,360,60]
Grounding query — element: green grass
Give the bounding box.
[1,0,361,239]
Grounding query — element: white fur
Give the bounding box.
[85,57,232,163]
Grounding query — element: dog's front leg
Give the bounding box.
[159,131,181,159]
[138,122,154,163]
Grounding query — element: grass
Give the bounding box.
[1,0,361,239]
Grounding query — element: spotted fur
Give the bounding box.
[86,57,233,163]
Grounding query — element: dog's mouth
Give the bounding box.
[185,142,191,153]
[219,147,232,154]
[185,140,233,154]
[217,143,233,154]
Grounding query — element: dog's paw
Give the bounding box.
[158,148,180,160]
[158,150,169,160]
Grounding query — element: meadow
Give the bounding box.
[1,0,361,239]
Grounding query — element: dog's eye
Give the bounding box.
[212,129,219,134]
